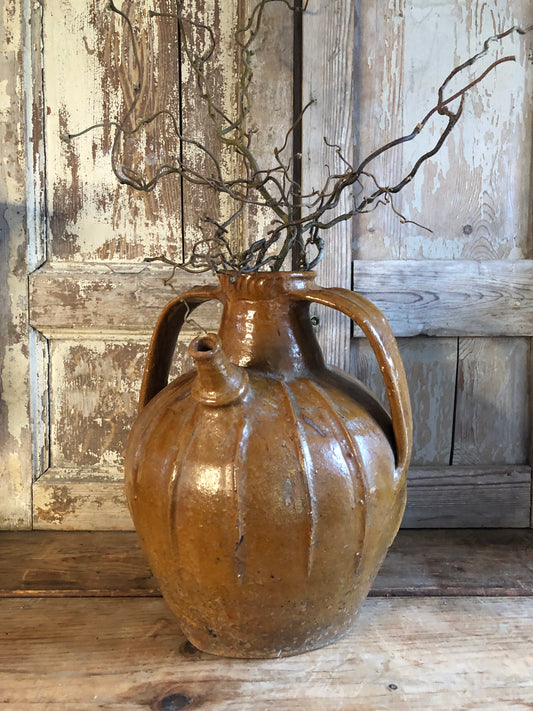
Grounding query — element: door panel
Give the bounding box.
[28,0,294,529]
[350,0,533,527]
[2,0,531,529]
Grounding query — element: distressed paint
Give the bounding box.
[178,0,295,256]
[303,0,355,370]
[44,0,183,262]
[33,471,131,529]
[244,0,294,247]
[0,0,32,528]
[6,0,531,530]
[48,338,191,471]
[29,267,221,335]
[179,0,246,254]
[354,0,533,259]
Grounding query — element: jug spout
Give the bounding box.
[189,334,249,406]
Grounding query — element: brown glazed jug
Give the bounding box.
[124,271,412,658]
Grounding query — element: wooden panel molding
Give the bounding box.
[403,465,532,528]
[33,469,131,530]
[32,465,532,531]
[30,260,533,338]
[29,266,221,336]
[352,260,533,337]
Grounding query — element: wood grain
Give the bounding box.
[303,0,354,370]
[2,529,532,598]
[375,528,533,597]
[354,0,408,259]
[30,260,533,337]
[31,465,531,530]
[352,259,533,336]
[452,337,530,466]
[0,531,158,597]
[0,0,32,529]
[179,0,244,255]
[0,596,532,708]
[244,0,294,248]
[354,0,533,260]
[403,465,532,528]
[29,267,221,336]
[351,337,457,465]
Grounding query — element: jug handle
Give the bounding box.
[295,286,412,480]
[138,283,221,413]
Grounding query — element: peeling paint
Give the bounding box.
[354,0,533,260]
[35,485,80,524]
[0,0,32,528]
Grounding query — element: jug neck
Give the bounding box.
[216,272,324,377]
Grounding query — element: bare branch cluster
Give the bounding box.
[63,2,532,274]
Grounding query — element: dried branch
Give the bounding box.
[63,3,533,274]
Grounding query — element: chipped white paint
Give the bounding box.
[44,0,183,262]
[0,0,32,528]
[354,0,533,260]
[24,0,46,270]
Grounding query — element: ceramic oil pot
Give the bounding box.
[124,271,412,658]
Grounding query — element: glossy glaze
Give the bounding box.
[124,272,412,658]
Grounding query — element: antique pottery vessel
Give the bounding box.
[124,271,412,658]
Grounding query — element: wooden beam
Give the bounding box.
[31,465,532,530]
[2,530,532,598]
[29,267,220,337]
[30,260,533,337]
[352,259,533,336]
[403,465,532,528]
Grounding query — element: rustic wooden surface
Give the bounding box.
[29,267,221,336]
[403,466,532,528]
[2,530,532,598]
[351,260,533,337]
[452,337,530,466]
[1,530,532,708]
[354,0,533,260]
[351,337,458,465]
[32,471,133,530]
[0,597,532,709]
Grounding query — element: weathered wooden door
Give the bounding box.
[7,0,295,529]
[348,1,533,527]
[1,0,532,529]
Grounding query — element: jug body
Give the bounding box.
[124,272,412,658]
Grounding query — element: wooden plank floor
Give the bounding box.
[1,530,532,709]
